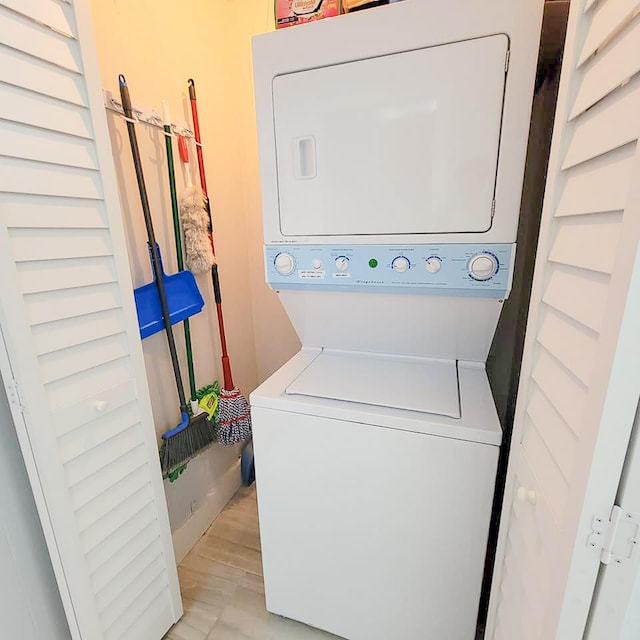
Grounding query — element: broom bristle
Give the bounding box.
[214,388,252,446]
[160,413,216,475]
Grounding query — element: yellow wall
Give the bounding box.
[87,0,300,544]
[230,0,303,381]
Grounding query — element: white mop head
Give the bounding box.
[179,185,215,274]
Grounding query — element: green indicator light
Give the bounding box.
[368,258,378,268]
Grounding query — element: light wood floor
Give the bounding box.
[164,485,340,640]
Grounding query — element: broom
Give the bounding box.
[119,75,215,475]
[188,78,252,446]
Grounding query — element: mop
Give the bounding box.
[175,135,220,419]
[119,75,215,475]
[188,78,252,446]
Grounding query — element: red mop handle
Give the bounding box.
[212,264,233,389]
[188,78,234,391]
[188,82,208,192]
[189,79,216,256]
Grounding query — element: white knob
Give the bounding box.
[469,253,498,280]
[274,252,295,276]
[94,400,108,412]
[426,257,442,274]
[392,256,410,273]
[335,256,349,271]
[517,487,537,505]
[312,258,323,270]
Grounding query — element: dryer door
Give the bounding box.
[272,34,509,237]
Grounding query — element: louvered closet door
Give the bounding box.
[0,1,182,639]
[488,0,640,639]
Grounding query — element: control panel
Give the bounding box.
[265,244,514,298]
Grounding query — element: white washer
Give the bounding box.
[252,349,500,640]
[251,1,542,638]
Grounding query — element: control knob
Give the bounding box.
[425,257,442,274]
[392,256,411,273]
[335,256,350,271]
[469,252,498,281]
[274,252,295,276]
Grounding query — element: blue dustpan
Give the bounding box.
[135,245,205,339]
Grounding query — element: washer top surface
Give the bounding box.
[286,351,460,419]
[251,349,502,446]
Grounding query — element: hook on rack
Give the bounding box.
[103,88,196,140]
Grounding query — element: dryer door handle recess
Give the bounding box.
[294,136,317,179]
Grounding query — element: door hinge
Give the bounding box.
[5,379,24,413]
[505,49,511,73]
[589,505,640,565]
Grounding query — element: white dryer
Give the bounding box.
[250,2,542,639]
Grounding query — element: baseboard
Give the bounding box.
[171,459,242,564]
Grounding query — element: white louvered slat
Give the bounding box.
[90,530,161,600]
[491,0,640,636]
[526,383,578,481]
[502,549,543,638]
[0,45,86,106]
[104,579,170,640]
[0,157,101,199]
[24,283,121,326]
[508,501,553,592]
[10,228,111,261]
[85,504,157,574]
[79,480,154,553]
[0,10,80,71]
[64,424,145,488]
[58,403,140,466]
[39,333,129,385]
[45,357,132,411]
[548,213,622,274]
[1,0,76,37]
[0,84,92,138]
[531,349,586,437]
[572,16,640,118]
[0,195,108,229]
[31,308,125,354]
[555,144,634,217]
[522,417,569,520]
[50,378,137,437]
[0,120,97,168]
[99,558,166,630]
[562,79,640,169]
[543,266,609,332]
[536,310,598,386]
[514,447,559,553]
[578,0,640,66]
[91,531,161,596]
[18,257,118,295]
[0,1,181,638]
[119,594,175,640]
[72,466,149,529]
[69,449,148,516]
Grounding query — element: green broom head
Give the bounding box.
[159,412,215,476]
[214,388,252,446]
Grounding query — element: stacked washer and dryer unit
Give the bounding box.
[251,2,542,639]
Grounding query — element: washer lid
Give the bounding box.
[285,351,461,419]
